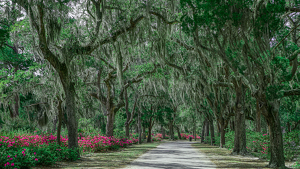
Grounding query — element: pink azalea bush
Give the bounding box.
[0,133,138,168]
[247,133,270,158]
[154,133,162,139]
[152,133,162,141]
[180,133,201,140]
[78,135,138,152]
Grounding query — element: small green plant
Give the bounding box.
[224,130,235,150]
[283,130,300,161]
[114,129,126,138]
[293,161,300,169]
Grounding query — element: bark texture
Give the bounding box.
[205,119,209,142]
[169,121,174,140]
[106,111,115,137]
[138,111,142,144]
[147,117,153,142]
[232,81,247,155]
[263,101,286,168]
[176,126,181,139]
[64,83,78,150]
[201,120,205,143]
[162,125,166,139]
[57,97,63,146]
[142,126,146,139]
[256,100,262,132]
[209,116,215,145]
[124,89,137,138]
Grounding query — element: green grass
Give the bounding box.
[32,142,161,169]
[192,143,298,169]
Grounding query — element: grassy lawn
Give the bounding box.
[32,142,161,169]
[192,143,297,169]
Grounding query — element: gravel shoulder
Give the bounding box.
[122,141,216,169]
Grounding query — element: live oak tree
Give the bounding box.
[13,0,177,148]
[2,0,299,168]
[88,61,158,137]
[179,0,300,167]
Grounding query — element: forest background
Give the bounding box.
[0,0,300,168]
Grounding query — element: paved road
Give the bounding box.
[123,141,216,169]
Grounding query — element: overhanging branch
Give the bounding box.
[82,11,179,55]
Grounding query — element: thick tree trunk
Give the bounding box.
[205,119,209,143]
[263,103,286,168]
[194,127,196,141]
[125,124,130,138]
[135,124,138,133]
[217,123,220,136]
[230,119,234,131]
[64,84,78,150]
[57,99,63,146]
[209,117,215,145]
[14,94,19,118]
[138,111,142,144]
[147,118,152,143]
[232,83,247,155]
[169,121,174,140]
[220,125,226,148]
[53,116,57,133]
[203,117,209,143]
[201,120,205,143]
[142,126,146,139]
[162,125,166,139]
[232,109,247,155]
[256,100,262,132]
[218,118,228,148]
[124,89,134,138]
[176,126,181,139]
[192,117,196,141]
[106,110,115,137]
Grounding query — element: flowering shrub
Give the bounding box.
[248,132,270,159]
[0,133,138,168]
[79,135,138,152]
[152,134,162,141]
[180,133,201,140]
[154,133,162,139]
[0,141,78,169]
[180,133,188,139]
